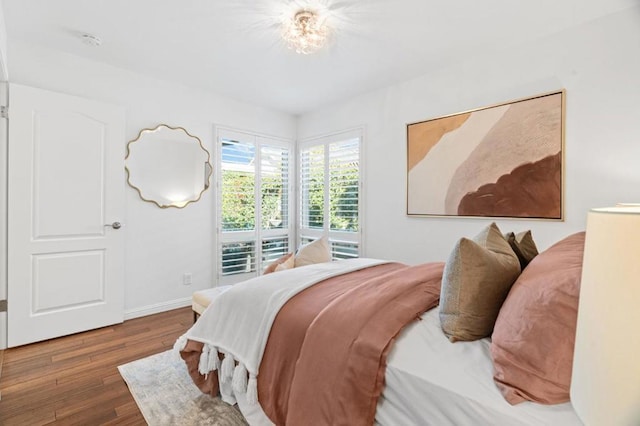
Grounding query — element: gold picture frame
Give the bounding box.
[407,90,565,220]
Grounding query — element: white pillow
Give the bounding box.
[294,237,331,267]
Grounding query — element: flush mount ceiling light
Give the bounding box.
[282,10,329,55]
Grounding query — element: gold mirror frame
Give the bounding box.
[124,124,213,209]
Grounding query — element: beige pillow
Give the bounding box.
[263,253,293,275]
[294,237,331,267]
[440,222,521,342]
[274,253,295,272]
[505,230,538,270]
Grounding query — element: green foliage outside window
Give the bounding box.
[221,162,358,233]
[221,172,287,231]
[221,171,255,231]
[329,161,359,232]
[302,149,359,231]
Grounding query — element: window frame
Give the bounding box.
[216,127,294,284]
[297,128,364,259]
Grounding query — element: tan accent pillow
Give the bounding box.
[294,237,331,268]
[491,232,585,405]
[274,253,295,272]
[440,222,521,342]
[263,253,293,275]
[505,230,539,270]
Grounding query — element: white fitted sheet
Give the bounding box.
[376,307,583,426]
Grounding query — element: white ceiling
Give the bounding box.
[2,0,636,115]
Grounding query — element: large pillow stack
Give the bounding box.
[491,232,585,405]
[440,223,521,342]
[440,224,586,405]
[262,237,331,275]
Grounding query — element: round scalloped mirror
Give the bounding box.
[125,124,212,208]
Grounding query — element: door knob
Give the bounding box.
[104,222,122,229]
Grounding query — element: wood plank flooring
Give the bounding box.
[0,307,193,425]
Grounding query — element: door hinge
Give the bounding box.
[0,300,6,312]
[0,105,7,119]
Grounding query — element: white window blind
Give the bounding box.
[218,130,292,282]
[299,131,361,259]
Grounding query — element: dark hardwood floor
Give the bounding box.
[0,306,193,425]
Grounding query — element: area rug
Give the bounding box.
[118,350,248,425]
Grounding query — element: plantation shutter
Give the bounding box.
[218,129,293,283]
[260,143,291,266]
[299,130,362,259]
[329,139,359,233]
[220,138,256,278]
[300,145,324,230]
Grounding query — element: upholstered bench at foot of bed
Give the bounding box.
[192,285,233,322]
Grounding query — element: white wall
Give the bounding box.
[298,7,640,265]
[0,0,8,80]
[7,41,296,316]
[0,0,8,348]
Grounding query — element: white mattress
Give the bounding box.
[376,307,583,426]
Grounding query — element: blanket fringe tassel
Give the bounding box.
[207,346,220,372]
[246,374,258,405]
[173,334,187,353]
[221,352,235,383]
[232,363,248,394]
[198,344,220,375]
[198,344,210,375]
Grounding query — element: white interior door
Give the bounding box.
[7,84,125,347]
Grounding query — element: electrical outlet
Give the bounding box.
[183,273,192,286]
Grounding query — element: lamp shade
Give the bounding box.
[571,206,640,425]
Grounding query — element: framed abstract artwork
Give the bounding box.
[406,90,564,219]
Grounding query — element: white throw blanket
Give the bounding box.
[174,258,388,405]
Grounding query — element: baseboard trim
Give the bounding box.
[124,297,192,321]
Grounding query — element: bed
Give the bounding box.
[177,228,585,425]
[377,308,580,425]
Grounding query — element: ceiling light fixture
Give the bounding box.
[282,10,329,55]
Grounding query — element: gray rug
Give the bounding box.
[118,350,248,426]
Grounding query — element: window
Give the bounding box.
[299,130,361,259]
[218,129,292,282]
